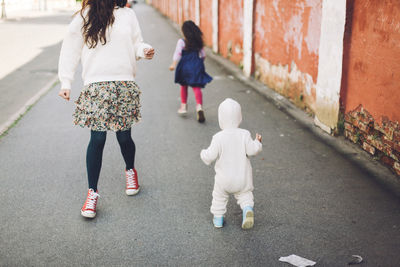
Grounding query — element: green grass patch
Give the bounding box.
[0,104,34,140]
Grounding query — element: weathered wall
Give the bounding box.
[182,0,196,23]
[169,0,179,23]
[199,0,213,47]
[218,0,244,65]
[253,0,322,113]
[314,0,346,132]
[341,0,400,176]
[152,0,178,23]
[152,0,211,46]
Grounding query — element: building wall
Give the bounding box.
[168,0,178,23]
[183,0,196,23]
[218,0,244,65]
[341,0,400,175]
[253,0,322,113]
[200,0,213,47]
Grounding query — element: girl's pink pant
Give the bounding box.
[180,85,202,105]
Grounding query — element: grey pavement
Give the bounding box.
[1,3,400,266]
[0,12,73,133]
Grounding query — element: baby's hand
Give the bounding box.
[256,133,262,143]
[169,65,175,71]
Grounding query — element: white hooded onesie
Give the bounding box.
[200,98,262,216]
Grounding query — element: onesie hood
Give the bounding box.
[218,98,242,130]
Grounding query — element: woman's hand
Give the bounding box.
[58,89,71,101]
[256,133,262,143]
[143,48,155,59]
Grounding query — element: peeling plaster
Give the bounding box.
[254,6,268,55]
[255,54,316,112]
[272,0,280,14]
[257,0,321,73]
[304,1,322,55]
[283,12,304,59]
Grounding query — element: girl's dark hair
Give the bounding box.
[80,0,127,49]
[182,20,204,52]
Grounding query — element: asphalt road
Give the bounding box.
[1,3,400,266]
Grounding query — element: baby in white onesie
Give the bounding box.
[200,98,262,229]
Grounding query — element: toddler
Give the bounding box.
[201,98,262,229]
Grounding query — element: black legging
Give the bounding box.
[86,129,136,191]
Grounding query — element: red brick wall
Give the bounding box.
[341,0,400,176]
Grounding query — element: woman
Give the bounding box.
[58,0,154,218]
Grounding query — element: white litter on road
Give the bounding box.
[279,254,316,267]
[348,255,363,265]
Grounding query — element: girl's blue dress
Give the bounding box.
[175,50,212,88]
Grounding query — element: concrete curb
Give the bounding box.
[160,8,400,197]
[0,75,58,137]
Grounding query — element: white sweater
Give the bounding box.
[58,7,152,90]
[201,98,262,194]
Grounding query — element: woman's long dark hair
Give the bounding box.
[80,0,127,49]
[182,20,204,52]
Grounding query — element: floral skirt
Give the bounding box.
[73,81,141,131]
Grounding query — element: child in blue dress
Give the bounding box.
[169,20,212,123]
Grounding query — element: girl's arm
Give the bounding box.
[200,48,206,59]
[169,60,178,71]
[131,10,154,60]
[169,39,185,70]
[200,136,220,165]
[58,14,84,95]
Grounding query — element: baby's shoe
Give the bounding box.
[177,103,187,116]
[241,206,254,229]
[81,189,100,218]
[196,104,205,123]
[125,168,140,195]
[213,216,224,228]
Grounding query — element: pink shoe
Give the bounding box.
[177,103,187,116]
[126,168,140,195]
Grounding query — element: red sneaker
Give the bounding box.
[81,189,99,218]
[126,169,140,195]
